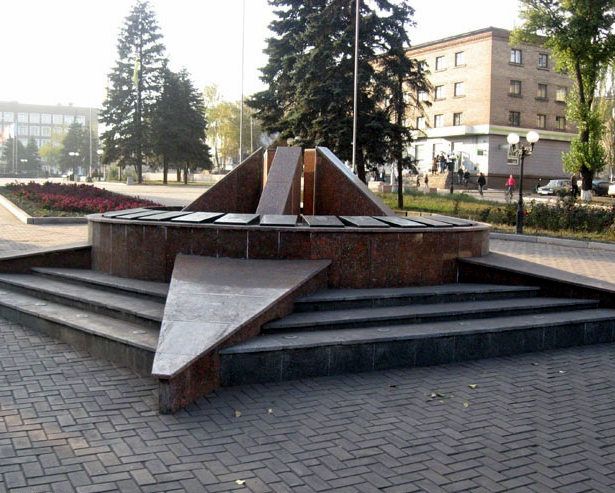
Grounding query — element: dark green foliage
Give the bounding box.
[1,137,27,172]
[99,0,166,183]
[61,123,89,175]
[24,138,42,173]
[151,69,212,183]
[249,0,428,183]
[513,0,615,190]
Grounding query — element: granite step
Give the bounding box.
[264,297,596,333]
[31,268,169,300]
[0,288,157,376]
[220,308,615,386]
[294,284,540,312]
[0,274,164,329]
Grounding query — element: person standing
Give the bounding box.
[477,172,486,196]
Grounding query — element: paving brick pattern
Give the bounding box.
[3,316,615,492]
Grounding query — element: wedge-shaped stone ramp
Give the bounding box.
[219,285,615,386]
[152,255,330,413]
[0,267,167,375]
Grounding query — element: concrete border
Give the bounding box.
[0,193,88,224]
[491,232,615,253]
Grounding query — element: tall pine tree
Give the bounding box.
[151,69,212,184]
[99,1,166,183]
[250,0,427,183]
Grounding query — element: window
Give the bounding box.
[454,82,464,97]
[29,126,40,136]
[509,80,522,96]
[537,83,548,99]
[434,114,444,128]
[64,115,75,125]
[18,125,28,136]
[41,113,52,124]
[453,112,462,126]
[556,116,566,130]
[555,86,567,102]
[41,126,51,137]
[537,114,546,129]
[435,56,445,71]
[418,90,429,102]
[416,116,425,129]
[18,113,28,123]
[538,53,549,69]
[510,48,523,65]
[454,51,464,66]
[3,112,14,122]
[29,113,40,124]
[52,114,63,125]
[509,111,521,127]
[434,85,445,100]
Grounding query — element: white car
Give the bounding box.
[537,179,570,195]
[608,183,615,196]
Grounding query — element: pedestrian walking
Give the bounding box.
[505,174,516,202]
[477,173,486,196]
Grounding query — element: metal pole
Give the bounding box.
[89,107,92,177]
[250,116,254,153]
[516,151,525,234]
[351,0,360,172]
[239,0,245,165]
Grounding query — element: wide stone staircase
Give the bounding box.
[1,269,615,393]
[219,283,615,386]
[0,267,167,375]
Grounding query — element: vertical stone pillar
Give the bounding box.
[303,149,316,215]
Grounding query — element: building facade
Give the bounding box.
[0,101,98,172]
[407,27,575,188]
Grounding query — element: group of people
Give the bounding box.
[431,153,455,175]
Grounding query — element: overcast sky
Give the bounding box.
[2,0,522,108]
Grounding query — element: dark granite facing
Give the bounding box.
[214,213,260,225]
[171,212,224,223]
[428,214,475,226]
[152,255,331,379]
[103,208,151,218]
[405,216,453,227]
[374,216,425,228]
[255,147,303,215]
[302,215,345,228]
[140,211,193,221]
[340,216,390,228]
[111,210,167,220]
[260,215,298,226]
[183,148,264,213]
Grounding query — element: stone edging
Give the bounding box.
[491,232,615,253]
[0,193,87,224]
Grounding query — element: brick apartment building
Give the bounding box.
[407,27,575,188]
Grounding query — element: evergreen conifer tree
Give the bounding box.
[99,1,166,183]
[250,0,427,183]
[24,138,42,173]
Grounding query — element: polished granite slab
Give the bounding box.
[373,216,425,228]
[152,255,331,379]
[171,212,224,223]
[428,214,475,226]
[112,210,167,220]
[339,216,390,228]
[405,216,452,227]
[302,215,345,227]
[214,213,260,225]
[260,215,299,226]
[103,208,151,218]
[140,211,194,221]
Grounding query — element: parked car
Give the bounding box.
[537,179,570,196]
[592,179,612,196]
[608,183,615,196]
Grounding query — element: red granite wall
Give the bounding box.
[256,147,303,215]
[183,148,263,213]
[90,216,489,288]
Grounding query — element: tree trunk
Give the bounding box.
[184,162,188,185]
[176,168,181,182]
[356,151,366,183]
[163,155,168,185]
[397,161,403,210]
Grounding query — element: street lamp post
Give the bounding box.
[507,131,540,234]
[68,151,80,181]
[97,149,104,181]
[20,158,27,173]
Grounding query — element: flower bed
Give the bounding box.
[0,182,160,217]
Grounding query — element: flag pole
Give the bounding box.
[351,0,360,173]
[239,0,246,165]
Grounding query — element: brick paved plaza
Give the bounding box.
[2,315,615,492]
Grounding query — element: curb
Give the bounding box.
[0,193,88,225]
[491,232,615,253]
